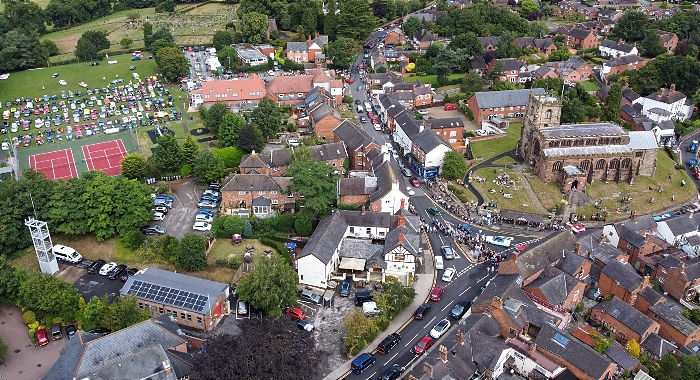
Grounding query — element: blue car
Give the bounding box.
[340,278,353,297]
[199,209,214,217]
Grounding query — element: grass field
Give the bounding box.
[578,80,600,92]
[471,166,544,214]
[524,169,565,212]
[470,123,521,160]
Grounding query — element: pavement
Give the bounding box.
[323,232,436,380]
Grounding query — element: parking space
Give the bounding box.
[153,177,206,239]
[73,269,126,302]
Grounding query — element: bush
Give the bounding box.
[665,146,678,162]
[22,310,36,325]
[120,230,146,250]
[294,212,313,236]
[0,336,7,364]
[342,96,353,104]
[575,301,585,313]
[154,182,172,194]
[675,164,686,170]
[180,164,193,177]
[28,321,39,331]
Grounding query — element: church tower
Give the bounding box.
[518,92,562,160]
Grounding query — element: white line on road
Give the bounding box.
[406,332,420,347]
[366,372,376,380]
[406,355,419,367]
[388,352,399,363]
[441,303,451,312]
[427,316,436,325]
[459,286,472,297]
[477,274,490,283]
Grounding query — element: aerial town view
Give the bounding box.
[3,0,700,379]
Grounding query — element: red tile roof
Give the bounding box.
[192,75,266,103]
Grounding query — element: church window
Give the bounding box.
[553,161,563,172]
[621,158,631,169]
[595,159,605,170]
[545,109,552,119]
[580,161,590,171]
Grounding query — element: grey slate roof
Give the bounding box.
[601,39,637,53]
[638,286,665,306]
[429,117,464,130]
[472,88,545,109]
[535,324,614,380]
[121,268,228,315]
[515,231,577,279]
[333,120,375,151]
[642,332,677,358]
[394,111,421,137]
[567,28,594,40]
[470,56,487,70]
[222,173,289,192]
[618,224,647,248]
[338,177,375,196]
[298,212,347,263]
[369,156,404,204]
[539,123,626,138]
[287,41,308,52]
[557,252,589,278]
[646,87,687,104]
[384,225,420,256]
[663,215,700,236]
[412,129,450,154]
[657,256,700,283]
[497,58,525,71]
[43,333,87,380]
[311,141,347,162]
[619,214,658,233]
[605,341,640,371]
[479,36,500,48]
[649,302,699,336]
[592,296,658,336]
[601,261,643,293]
[604,54,644,68]
[525,266,581,306]
[543,145,631,158]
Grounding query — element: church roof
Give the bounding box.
[539,123,626,138]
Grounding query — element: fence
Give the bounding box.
[126,126,141,153]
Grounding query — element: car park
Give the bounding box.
[413,336,433,355]
[413,303,432,320]
[351,353,376,374]
[442,268,456,282]
[237,299,247,315]
[87,259,106,274]
[485,235,513,247]
[193,221,212,231]
[141,225,166,235]
[299,289,322,304]
[450,300,471,319]
[376,333,401,354]
[378,364,404,380]
[99,262,117,275]
[429,286,444,301]
[429,319,451,339]
[36,328,49,346]
[340,277,352,297]
[441,245,454,260]
[297,319,315,332]
[108,264,127,280]
[284,307,306,320]
[426,207,440,216]
[119,267,138,281]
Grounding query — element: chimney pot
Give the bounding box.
[574,242,581,254]
[400,198,405,211]
[438,345,448,362]
[398,232,404,244]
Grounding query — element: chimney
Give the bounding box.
[383,150,390,163]
[398,232,404,244]
[438,345,448,362]
[574,242,581,254]
[599,234,607,244]
[528,343,537,354]
[632,213,638,223]
[618,38,623,44]
[642,275,650,289]
[398,213,405,226]
[422,363,433,377]
[670,84,676,93]
[251,150,256,155]
[391,179,399,191]
[690,210,694,219]
[455,330,465,345]
[491,296,503,309]
[162,360,172,375]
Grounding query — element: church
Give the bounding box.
[517,92,659,192]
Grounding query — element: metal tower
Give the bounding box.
[24,217,58,275]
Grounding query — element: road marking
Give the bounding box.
[441,303,451,312]
[339,371,351,379]
[427,316,436,325]
[459,286,472,297]
[366,372,376,380]
[477,274,490,283]
[406,332,419,347]
[388,352,399,363]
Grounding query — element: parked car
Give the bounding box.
[340,277,353,297]
[284,307,306,320]
[297,319,315,332]
[198,209,214,217]
[444,103,457,111]
[153,212,165,221]
[237,299,247,315]
[442,268,456,282]
[36,328,49,346]
[449,300,472,319]
[193,221,212,231]
[197,200,217,209]
[485,235,513,247]
[417,109,429,115]
[152,206,168,214]
[410,177,420,187]
[429,286,445,301]
[51,324,63,340]
[413,336,433,355]
[119,267,138,281]
[99,262,117,275]
[141,225,166,235]
[429,319,451,339]
[299,289,322,304]
[200,194,219,203]
[87,327,111,336]
[378,364,404,380]
[413,303,432,320]
[376,333,401,354]
[108,264,127,280]
[87,259,106,274]
[441,245,454,260]
[401,167,412,177]
[64,324,77,339]
[406,186,415,196]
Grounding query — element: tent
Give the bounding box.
[339,257,366,271]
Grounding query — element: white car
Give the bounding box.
[485,235,513,247]
[406,187,415,196]
[417,109,429,115]
[442,268,456,282]
[193,221,212,231]
[476,130,488,136]
[58,80,67,86]
[153,212,165,221]
[99,262,117,276]
[373,123,381,131]
[429,319,451,339]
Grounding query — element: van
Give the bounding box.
[376,333,401,354]
[351,353,377,374]
[355,290,373,306]
[51,324,63,340]
[356,105,364,113]
[435,256,444,270]
[52,244,83,263]
[363,302,381,317]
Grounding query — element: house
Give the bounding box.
[657,30,679,52]
[516,37,558,55]
[602,214,657,248]
[589,296,660,344]
[392,111,422,154]
[384,27,405,45]
[655,255,700,302]
[479,36,500,52]
[239,142,346,176]
[616,224,666,268]
[655,214,700,245]
[365,73,395,94]
[534,324,617,380]
[599,39,638,57]
[598,260,649,305]
[641,332,678,359]
[645,301,700,346]
[338,176,376,206]
[408,129,452,179]
[523,265,586,312]
[120,268,230,332]
[428,117,465,146]
[467,88,545,123]
[267,69,343,105]
[310,103,343,139]
[505,338,567,379]
[634,85,693,121]
[601,55,646,79]
[562,28,599,49]
[189,75,266,109]
[286,34,329,63]
[543,56,593,83]
[333,120,381,171]
[499,231,577,285]
[44,315,192,380]
[220,173,298,216]
[235,44,269,66]
[487,58,527,83]
[598,86,641,107]
[412,30,438,52]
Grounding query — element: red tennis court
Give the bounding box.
[82,140,128,176]
[29,149,78,180]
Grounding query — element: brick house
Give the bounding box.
[598,261,650,305]
[239,142,347,176]
[523,266,586,312]
[516,37,558,55]
[655,255,700,302]
[220,173,299,216]
[487,58,527,83]
[190,75,266,110]
[267,69,343,106]
[589,296,660,344]
[543,56,593,82]
[601,55,646,79]
[646,302,700,346]
[616,224,667,270]
[384,27,406,45]
[333,120,381,171]
[412,30,438,52]
[563,28,599,49]
[479,36,500,52]
[286,34,328,63]
[657,30,679,52]
[467,88,544,123]
[310,103,343,140]
[428,117,465,146]
[470,56,488,75]
[408,129,452,179]
[499,231,578,285]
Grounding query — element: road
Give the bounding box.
[678,137,700,193]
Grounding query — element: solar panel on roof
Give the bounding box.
[175,301,184,307]
[552,333,570,347]
[133,280,142,286]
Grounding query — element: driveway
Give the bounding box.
[0,303,66,380]
[158,177,207,239]
[422,106,479,131]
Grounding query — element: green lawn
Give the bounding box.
[524,169,565,212]
[578,80,600,92]
[470,123,521,160]
[471,167,544,215]
[405,73,465,87]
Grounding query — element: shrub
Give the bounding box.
[120,229,146,250]
[0,337,7,364]
[294,212,313,237]
[665,146,678,162]
[575,301,585,313]
[22,310,36,325]
[180,164,193,177]
[154,182,172,194]
[28,321,40,331]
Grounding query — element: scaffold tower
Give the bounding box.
[24,217,58,274]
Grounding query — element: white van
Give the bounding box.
[53,244,83,263]
[435,256,444,270]
[356,105,364,113]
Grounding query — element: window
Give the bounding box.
[621,158,631,169]
[259,190,264,195]
[239,191,246,195]
[596,159,605,170]
[138,302,144,309]
[187,314,192,322]
[350,227,355,234]
[151,306,157,313]
[158,307,163,314]
[253,206,269,214]
[181,313,186,320]
[271,191,278,195]
[545,109,552,119]
[450,131,456,137]
[197,317,203,325]
[272,199,278,205]
[366,228,371,235]
[658,276,665,283]
[553,161,563,172]
[580,160,590,171]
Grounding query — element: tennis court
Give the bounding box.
[82,140,128,176]
[28,149,79,180]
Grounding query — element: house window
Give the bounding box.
[253,206,269,214]
[239,191,246,195]
[259,190,264,195]
[197,317,203,325]
[450,131,456,137]
[158,307,163,314]
[181,313,186,320]
[553,161,563,172]
[138,302,144,309]
[151,306,157,313]
[272,199,278,205]
[271,191,278,195]
[366,228,371,235]
[187,315,192,322]
[300,275,304,280]
[658,276,664,283]
[350,227,355,234]
[394,254,405,261]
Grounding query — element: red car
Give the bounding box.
[413,336,433,355]
[429,286,445,301]
[345,78,355,84]
[444,104,457,111]
[515,244,529,252]
[285,307,307,320]
[410,177,420,187]
[36,328,49,346]
[571,222,586,234]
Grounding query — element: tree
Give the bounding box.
[401,16,422,39]
[642,30,668,58]
[3,0,47,34]
[143,22,153,49]
[81,296,108,331]
[120,153,147,180]
[326,37,359,69]
[441,150,468,181]
[200,101,230,134]
[218,46,238,69]
[155,0,175,13]
[235,123,265,153]
[178,233,208,271]
[150,39,177,59]
[250,97,282,139]
[0,336,7,364]
[561,97,587,123]
[237,255,298,315]
[548,48,572,62]
[601,82,623,123]
[19,272,82,322]
[193,150,227,184]
[344,308,379,355]
[155,46,189,80]
[520,0,539,18]
[211,146,244,168]
[192,319,319,379]
[448,33,483,57]
[294,211,313,236]
[286,159,339,216]
[101,295,151,332]
[150,28,174,43]
[154,134,184,174]
[461,72,485,93]
[219,112,246,147]
[212,30,235,52]
[626,339,640,358]
[120,37,133,49]
[241,12,269,44]
[530,21,549,38]
[336,0,376,40]
[181,134,200,166]
[0,256,21,302]
[75,30,110,62]
[612,11,650,42]
[496,32,521,59]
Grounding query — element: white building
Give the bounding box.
[634,85,693,121]
[599,39,639,58]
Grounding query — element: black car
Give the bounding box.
[87,327,111,336]
[65,324,77,339]
[413,303,432,320]
[108,264,127,280]
[340,277,353,297]
[355,99,361,105]
[450,300,472,319]
[119,267,138,281]
[87,259,106,274]
[379,364,404,380]
[141,225,166,235]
